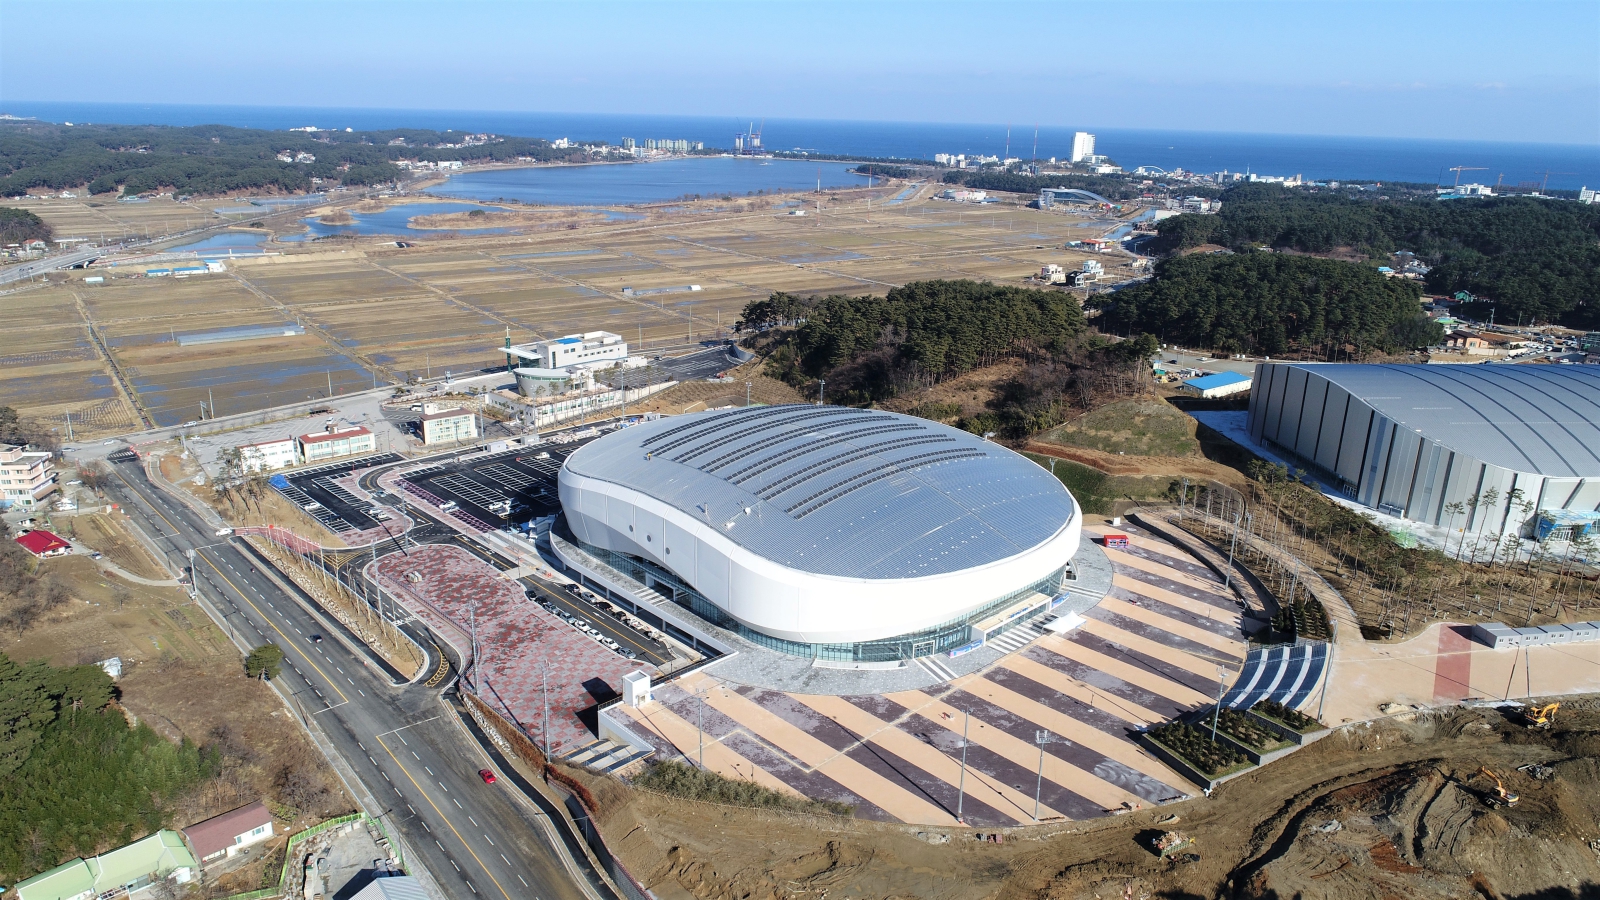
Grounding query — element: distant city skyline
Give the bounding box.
[3,0,1597,146]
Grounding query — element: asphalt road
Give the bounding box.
[103,459,595,900]
[0,245,108,285]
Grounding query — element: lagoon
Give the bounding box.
[280,202,516,241]
[429,157,869,206]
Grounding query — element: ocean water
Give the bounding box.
[430,157,868,205]
[5,101,1598,190]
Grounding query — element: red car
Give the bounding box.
[478,769,497,784]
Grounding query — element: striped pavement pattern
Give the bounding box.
[609,522,1248,826]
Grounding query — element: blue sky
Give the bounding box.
[3,0,1596,144]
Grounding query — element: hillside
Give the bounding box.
[1151,182,1600,327]
[0,122,580,197]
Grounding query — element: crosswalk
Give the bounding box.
[913,653,957,681]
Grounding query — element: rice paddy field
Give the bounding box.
[4,183,1130,435]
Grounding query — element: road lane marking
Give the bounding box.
[483,834,493,846]
[454,798,462,809]
[194,552,349,703]
[376,735,511,900]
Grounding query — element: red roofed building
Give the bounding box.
[181,801,274,864]
[15,529,70,558]
[297,424,375,463]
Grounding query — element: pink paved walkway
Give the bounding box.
[374,544,638,754]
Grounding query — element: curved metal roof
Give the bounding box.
[1292,363,1600,478]
[561,405,1077,579]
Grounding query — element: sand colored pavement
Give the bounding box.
[1089,596,1243,660]
[1111,572,1240,621]
[697,678,959,825]
[795,693,1054,823]
[957,676,1189,788]
[1102,546,1234,597]
[611,698,802,798]
[1075,616,1229,685]
[995,653,1166,726]
[1317,621,1600,725]
[888,690,1147,812]
[1036,635,1213,707]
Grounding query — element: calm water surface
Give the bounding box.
[430,157,870,206]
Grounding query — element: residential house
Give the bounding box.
[182,801,275,864]
[15,529,71,558]
[14,831,197,900]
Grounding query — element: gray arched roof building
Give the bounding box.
[1248,363,1600,535]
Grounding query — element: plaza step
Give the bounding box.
[564,738,653,774]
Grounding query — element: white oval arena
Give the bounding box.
[557,405,1081,662]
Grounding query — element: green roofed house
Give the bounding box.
[14,830,197,900]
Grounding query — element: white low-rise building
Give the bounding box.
[420,406,478,446]
[297,424,375,463]
[238,437,298,472]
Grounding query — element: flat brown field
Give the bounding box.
[6,183,1124,436]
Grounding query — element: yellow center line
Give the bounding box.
[115,470,183,534]
[375,734,512,900]
[195,550,350,704]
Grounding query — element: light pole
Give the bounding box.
[818,379,826,405]
[1034,730,1068,822]
[1223,508,1242,593]
[745,381,751,408]
[956,708,970,824]
[1210,666,1227,743]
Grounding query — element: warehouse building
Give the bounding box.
[1180,371,1252,399]
[1247,363,1600,538]
[556,405,1082,662]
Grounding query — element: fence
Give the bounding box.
[217,813,374,900]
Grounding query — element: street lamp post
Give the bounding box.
[1034,730,1068,822]
[956,708,970,824]
[818,379,826,405]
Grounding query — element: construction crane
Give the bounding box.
[1524,702,1560,730]
[1535,170,1577,192]
[1476,766,1520,808]
[1448,166,1487,187]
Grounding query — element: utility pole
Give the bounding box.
[818,379,826,405]
[542,666,551,756]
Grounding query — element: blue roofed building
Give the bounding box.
[1179,371,1253,398]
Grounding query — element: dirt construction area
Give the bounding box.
[585,703,1600,899]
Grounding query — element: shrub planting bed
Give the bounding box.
[1148,722,1250,779]
[1252,698,1325,734]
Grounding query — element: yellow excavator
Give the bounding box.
[1524,702,1559,730]
[1477,766,1520,808]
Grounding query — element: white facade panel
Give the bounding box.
[561,469,1081,646]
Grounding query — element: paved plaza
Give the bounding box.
[373,544,639,754]
[608,524,1250,826]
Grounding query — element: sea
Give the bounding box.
[5,101,1598,191]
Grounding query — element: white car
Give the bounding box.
[215,528,234,537]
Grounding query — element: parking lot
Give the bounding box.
[270,453,404,534]
[398,445,576,532]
